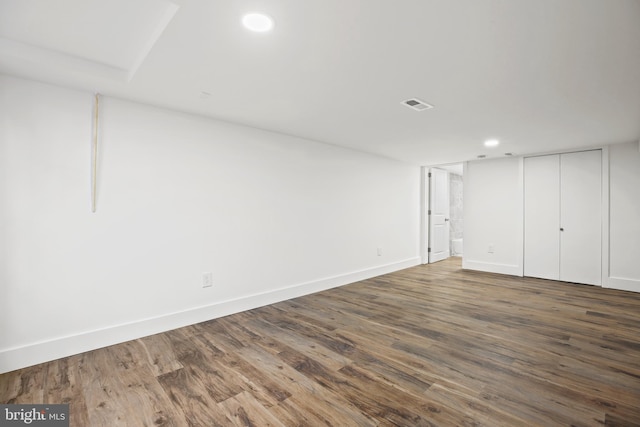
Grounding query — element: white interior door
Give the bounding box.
[560,150,601,285]
[429,168,450,263]
[524,155,561,280]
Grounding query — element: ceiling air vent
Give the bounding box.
[402,98,434,111]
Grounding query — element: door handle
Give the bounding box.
[445,218,450,222]
[560,227,564,231]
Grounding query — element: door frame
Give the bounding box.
[420,167,429,264]
[420,163,465,264]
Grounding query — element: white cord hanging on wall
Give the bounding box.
[92,93,100,213]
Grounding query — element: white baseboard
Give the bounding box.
[462,259,522,276]
[0,257,420,374]
[604,276,640,293]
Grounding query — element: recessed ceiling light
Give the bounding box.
[484,139,500,147]
[242,13,274,32]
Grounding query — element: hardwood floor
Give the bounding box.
[2,258,640,426]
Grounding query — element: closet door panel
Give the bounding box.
[524,155,561,280]
[560,150,602,285]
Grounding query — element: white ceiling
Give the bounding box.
[1,0,639,165]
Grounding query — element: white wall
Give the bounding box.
[0,75,420,373]
[607,141,640,292]
[462,157,523,275]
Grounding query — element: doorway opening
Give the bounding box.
[422,163,464,264]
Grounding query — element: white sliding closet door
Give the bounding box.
[560,150,602,285]
[524,150,601,285]
[524,155,561,280]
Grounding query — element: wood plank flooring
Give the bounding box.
[2,258,640,426]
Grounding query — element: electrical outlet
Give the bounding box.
[377,247,383,256]
[488,245,494,254]
[202,272,213,288]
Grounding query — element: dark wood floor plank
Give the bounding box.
[2,258,640,426]
[234,344,378,426]
[156,367,231,426]
[44,356,90,427]
[245,315,352,373]
[424,382,532,427]
[79,346,179,427]
[137,333,184,377]
[217,391,285,427]
[1,363,46,404]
